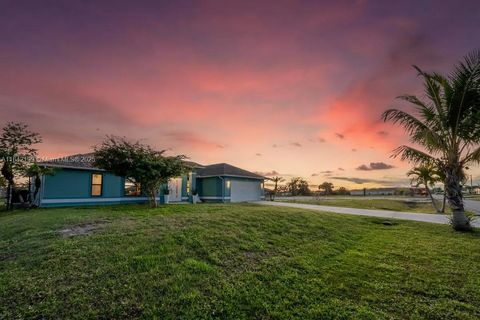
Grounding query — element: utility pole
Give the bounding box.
[471,175,474,194]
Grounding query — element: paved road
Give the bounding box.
[462,200,480,215]
[432,195,480,215]
[255,201,480,227]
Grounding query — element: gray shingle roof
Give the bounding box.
[196,163,265,180]
[39,153,203,171]
[39,153,99,170]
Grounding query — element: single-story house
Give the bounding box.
[35,153,265,207]
[350,188,397,196]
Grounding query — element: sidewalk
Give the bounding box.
[254,201,480,227]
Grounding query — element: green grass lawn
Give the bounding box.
[1,204,479,319]
[279,198,446,213]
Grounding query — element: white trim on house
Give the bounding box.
[41,197,161,204]
[40,164,106,171]
[199,196,231,200]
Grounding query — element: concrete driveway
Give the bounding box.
[255,201,480,227]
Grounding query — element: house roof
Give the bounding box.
[39,153,100,171]
[196,163,265,180]
[39,153,204,171]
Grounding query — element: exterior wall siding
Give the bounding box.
[196,176,263,203]
[39,167,264,207]
[40,168,191,207]
[197,177,230,202]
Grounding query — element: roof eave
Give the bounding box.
[38,163,105,171]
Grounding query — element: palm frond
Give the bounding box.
[382,108,447,153]
[382,108,429,133]
[449,49,480,137]
[413,66,449,123]
[392,145,437,164]
[461,145,480,165]
[396,94,437,124]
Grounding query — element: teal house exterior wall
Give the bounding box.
[39,168,191,207]
[197,177,229,202]
[37,164,263,207]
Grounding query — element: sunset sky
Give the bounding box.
[1,0,479,189]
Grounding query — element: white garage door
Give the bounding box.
[230,180,262,202]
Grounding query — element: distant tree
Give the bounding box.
[336,186,350,195]
[0,122,42,210]
[382,50,480,231]
[276,185,289,195]
[286,177,310,196]
[269,176,285,200]
[94,136,189,208]
[25,163,55,207]
[407,164,442,213]
[318,182,334,195]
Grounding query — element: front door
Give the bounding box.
[168,178,183,202]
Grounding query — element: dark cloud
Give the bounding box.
[332,176,410,186]
[290,142,302,147]
[356,162,395,171]
[338,167,345,171]
[272,144,278,148]
[377,131,389,137]
[254,170,280,177]
[312,170,334,177]
[351,148,357,152]
[335,133,345,139]
[255,153,262,156]
[332,177,390,185]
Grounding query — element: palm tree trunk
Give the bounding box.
[445,168,471,231]
[424,180,441,213]
[441,189,446,213]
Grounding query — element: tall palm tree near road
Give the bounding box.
[382,50,480,231]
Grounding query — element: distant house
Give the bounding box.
[350,188,397,196]
[36,153,265,207]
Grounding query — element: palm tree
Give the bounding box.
[318,182,334,195]
[382,50,480,231]
[407,164,441,213]
[435,169,448,213]
[270,176,284,200]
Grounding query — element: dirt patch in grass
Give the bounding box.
[59,220,110,237]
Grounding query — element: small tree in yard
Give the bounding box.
[0,122,42,210]
[408,164,442,213]
[94,136,189,208]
